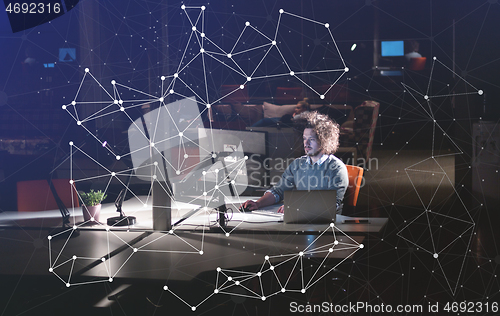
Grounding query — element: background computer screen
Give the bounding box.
[381,40,404,57]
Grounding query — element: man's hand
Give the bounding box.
[277,205,284,213]
[241,200,259,211]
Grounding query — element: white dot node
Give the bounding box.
[111,172,116,176]
[62,105,67,110]
[240,85,244,89]
[329,248,333,253]
[66,283,70,287]
[424,95,429,100]
[181,5,185,9]
[119,100,123,104]
[85,68,89,72]
[159,97,164,102]
[90,217,95,221]
[235,281,240,285]
[325,23,329,28]
[301,289,306,293]
[227,53,232,58]
[200,48,205,53]
[170,89,174,94]
[433,253,438,258]
[206,104,211,108]
[77,121,81,125]
[299,251,304,256]
[212,154,217,158]
[106,227,110,231]
[345,67,349,72]
[179,132,183,137]
[161,76,165,80]
[245,21,250,26]
[334,240,339,245]
[169,230,173,234]
[73,255,77,260]
[191,306,197,311]
[111,80,116,85]
[109,278,113,282]
[49,268,53,272]
[203,191,207,196]
[433,56,437,60]
[290,71,294,76]
[69,179,74,184]
[116,156,121,160]
[184,154,189,159]
[192,26,196,31]
[217,267,221,272]
[359,244,364,249]
[71,100,76,106]
[214,185,219,190]
[244,156,248,160]
[261,296,266,301]
[73,225,77,230]
[231,180,235,184]
[247,77,252,81]
[163,286,168,290]
[272,40,276,45]
[133,248,138,252]
[176,170,181,175]
[201,6,206,10]
[215,169,219,173]
[330,223,334,227]
[199,251,204,255]
[257,272,262,277]
[201,33,205,37]
[478,90,484,95]
[154,161,158,166]
[120,107,125,111]
[225,233,230,237]
[281,288,286,293]
[270,266,274,270]
[214,289,219,293]
[265,255,269,260]
[279,9,284,13]
[143,204,147,207]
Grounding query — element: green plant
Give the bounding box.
[79,190,107,206]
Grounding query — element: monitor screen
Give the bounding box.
[381,41,404,57]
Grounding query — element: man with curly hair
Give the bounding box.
[242,111,348,214]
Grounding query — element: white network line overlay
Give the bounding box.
[46,5,359,310]
[398,56,482,295]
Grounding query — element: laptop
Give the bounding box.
[283,190,337,224]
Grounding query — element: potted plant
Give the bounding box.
[79,189,107,222]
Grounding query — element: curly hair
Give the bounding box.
[294,111,340,154]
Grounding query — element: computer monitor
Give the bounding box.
[381,40,404,57]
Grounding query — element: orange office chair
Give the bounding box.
[408,57,426,71]
[343,165,364,214]
[17,179,79,212]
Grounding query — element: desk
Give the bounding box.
[0,196,385,282]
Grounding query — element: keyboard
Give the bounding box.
[251,209,283,219]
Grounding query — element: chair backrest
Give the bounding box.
[353,100,380,161]
[17,179,79,212]
[408,57,426,71]
[344,165,363,207]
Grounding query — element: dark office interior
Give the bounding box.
[1,0,499,315]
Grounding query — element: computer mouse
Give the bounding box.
[239,205,251,212]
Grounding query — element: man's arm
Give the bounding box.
[242,191,276,211]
